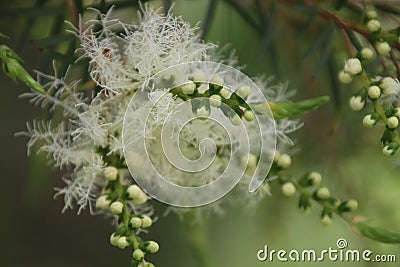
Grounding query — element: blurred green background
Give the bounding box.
[0,0,399,266]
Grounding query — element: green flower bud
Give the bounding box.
[366,10,377,19]
[130,217,142,228]
[387,116,399,129]
[141,215,153,228]
[380,77,399,95]
[127,185,142,199]
[382,142,399,156]
[337,200,359,212]
[209,94,222,107]
[315,187,330,200]
[104,166,118,181]
[181,81,196,94]
[367,19,381,32]
[117,236,129,249]
[281,182,296,197]
[360,48,374,60]
[367,85,381,99]
[376,42,391,55]
[327,197,341,208]
[276,154,291,169]
[219,88,230,98]
[344,58,362,75]
[338,71,352,84]
[307,172,322,186]
[381,129,392,146]
[349,96,365,111]
[96,195,111,210]
[363,114,377,127]
[110,233,119,246]
[133,193,148,205]
[298,193,311,213]
[244,110,255,121]
[132,249,144,261]
[127,185,148,205]
[110,201,124,215]
[321,209,333,225]
[143,241,159,254]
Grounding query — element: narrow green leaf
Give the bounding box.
[303,27,332,59]
[314,28,333,75]
[345,28,362,51]
[200,0,217,40]
[268,96,330,119]
[327,55,342,109]
[354,222,400,244]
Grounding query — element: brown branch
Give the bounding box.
[339,25,356,57]
[390,51,400,78]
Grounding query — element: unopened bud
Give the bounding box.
[337,200,359,212]
[376,42,391,55]
[209,94,222,107]
[338,71,352,84]
[344,58,362,75]
[387,116,399,129]
[367,19,381,32]
[104,166,118,181]
[367,85,381,99]
[276,154,291,169]
[315,187,330,200]
[181,81,196,95]
[110,201,124,215]
[349,96,365,111]
[281,182,296,197]
[360,48,374,60]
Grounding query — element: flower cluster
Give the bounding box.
[338,9,400,157]
[18,6,302,265]
[269,154,359,226]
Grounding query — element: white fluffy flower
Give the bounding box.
[19,6,302,216]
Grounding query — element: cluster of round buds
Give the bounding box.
[110,232,158,265]
[274,152,295,197]
[127,185,148,205]
[173,72,257,126]
[364,10,393,55]
[297,172,322,213]
[110,216,158,265]
[338,58,363,84]
[129,215,153,229]
[318,198,358,226]
[131,240,159,266]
